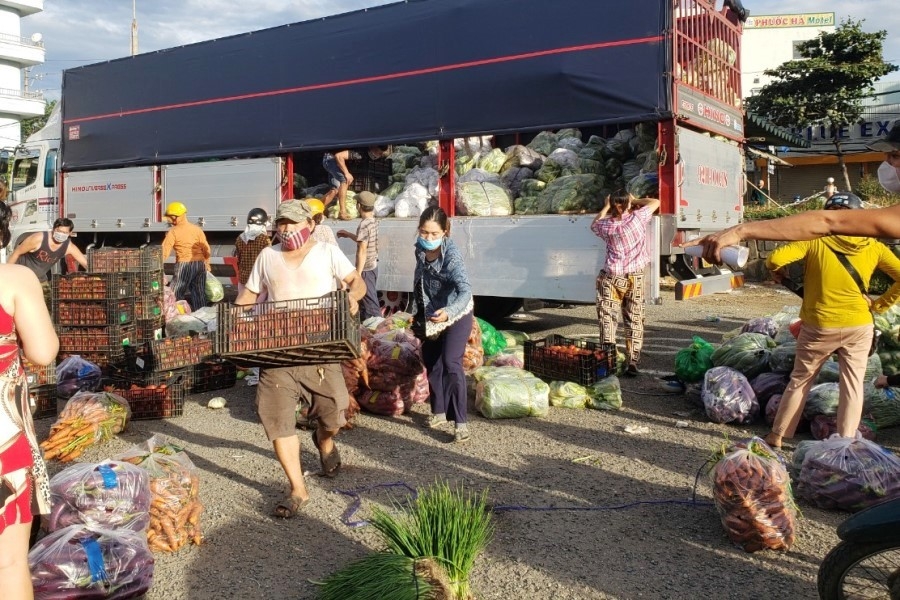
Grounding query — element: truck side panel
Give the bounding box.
[64,167,156,231]
[60,0,669,170]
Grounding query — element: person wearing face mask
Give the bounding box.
[161,201,211,312]
[590,189,660,376]
[412,206,475,443]
[233,207,271,298]
[681,121,900,262]
[235,199,365,518]
[8,218,88,309]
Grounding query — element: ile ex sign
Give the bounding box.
[792,120,894,144]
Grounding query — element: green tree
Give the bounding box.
[20,99,57,141]
[745,20,897,192]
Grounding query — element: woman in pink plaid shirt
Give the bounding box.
[590,189,660,376]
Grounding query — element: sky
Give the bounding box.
[19,0,900,103]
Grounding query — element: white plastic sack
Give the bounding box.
[373,194,395,218]
[405,166,440,197]
[393,183,431,218]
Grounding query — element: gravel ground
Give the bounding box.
[34,281,895,600]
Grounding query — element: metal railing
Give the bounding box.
[0,87,43,100]
[0,32,43,48]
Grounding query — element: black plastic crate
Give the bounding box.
[133,294,164,320]
[135,270,165,296]
[215,291,360,367]
[87,246,164,273]
[29,384,57,420]
[347,156,392,194]
[52,273,136,301]
[57,323,136,359]
[66,351,118,369]
[524,334,617,386]
[53,297,135,326]
[135,317,165,345]
[21,357,56,388]
[102,373,186,420]
[125,335,214,372]
[192,359,237,393]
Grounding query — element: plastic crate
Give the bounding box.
[215,290,360,367]
[192,359,237,393]
[125,335,214,372]
[102,373,186,420]
[29,384,57,420]
[524,334,617,385]
[133,294,164,320]
[57,323,136,360]
[135,317,165,345]
[135,270,165,296]
[53,298,135,326]
[21,357,56,387]
[346,156,392,194]
[52,273,136,301]
[87,246,164,273]
[68,351,118,369]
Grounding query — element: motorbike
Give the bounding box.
[818,496,900,599]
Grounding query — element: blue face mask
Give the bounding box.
[417,236,442,251]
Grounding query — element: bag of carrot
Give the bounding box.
[46,460,151,533]
[113,435,204,553]
[40,391,131,462]
[709,437,797,552]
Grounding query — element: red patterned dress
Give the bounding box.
[0,306,50,532]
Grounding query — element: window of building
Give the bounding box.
[792,41,805,60]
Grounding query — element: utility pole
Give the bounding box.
[131,0,138,56]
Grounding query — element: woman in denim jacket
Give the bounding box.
[413,207,474,443]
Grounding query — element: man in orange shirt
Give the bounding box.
[161,201,211,311]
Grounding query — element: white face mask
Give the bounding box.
[52,231,69,243]
[878,161,900,194]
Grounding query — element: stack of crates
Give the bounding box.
[22,357,56,419]
[52,272,137,368]
[88,247,165,346]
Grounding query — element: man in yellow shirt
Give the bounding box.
[765,192,900,448]
[161,202,211,311]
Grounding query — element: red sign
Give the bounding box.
[68,125,80,141]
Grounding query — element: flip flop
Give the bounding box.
[312,429,342,478]
[272,495,309,518]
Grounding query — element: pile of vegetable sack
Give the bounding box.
[114,435,204,552]
[796,436,900,512]
[29,525,154,599]
[42,391,131,462]
[484,329,528,368]
[470,366,550,419]
[46,461,151,533]
[710,438,797,552]
[701,367,759,424]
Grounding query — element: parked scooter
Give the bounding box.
[817,496,900,599]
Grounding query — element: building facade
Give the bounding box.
[0,0,44,150]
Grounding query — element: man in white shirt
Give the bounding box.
[236,199,365,518]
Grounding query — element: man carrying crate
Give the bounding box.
[235,199,365,518]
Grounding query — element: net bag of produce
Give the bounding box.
[587,376,623,411]
[674,336,714,383]
[710,333,775,380]
[864,385,900,430]
[797,435,900,511]
[810,415,877,441]
[357,388,410,417]
[750,372,789,411]
[710,437,797,552]
[56,355,102,400]
[475,370,549,419]
[463,319,485,373]
[41,391,131,462]
[29,525,154,599]
[767,343,796,374]
[47,461,151,533]
[740,317,778,338]
[484,348,524,369]
[803,383,840,419]
[476,317,507,357]
[548,380,591,409]
[114,435,204,552]
[764,394,783,427]
[701,366,759,424]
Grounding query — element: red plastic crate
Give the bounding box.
[524,334,617,385]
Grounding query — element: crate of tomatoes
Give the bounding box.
[21,357,56,388]
[125,335,214,373]
[524,334,617,386]
[52,273,136,301]
[102,372,186,420]
[87,246,163,274]
[52,297,135,326]
[57,323,136,362]
[214,290,360,367]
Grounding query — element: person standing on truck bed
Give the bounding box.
[233,207,271,298]
[321,150,355,221]
[161,202,211,312]
[590,189,660,377]
[7,218,88,308]
[337,191,380,321]
[235,199,365,518]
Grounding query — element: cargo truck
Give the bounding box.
[4,0,747,319]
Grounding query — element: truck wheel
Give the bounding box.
[379,291,413,316]
[818,539,900,600]
[473,296,523,323]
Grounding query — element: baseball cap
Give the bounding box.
[356,191,377,209]
[868,121,900,153]
[823,192,862,210]
[275,199,313,223]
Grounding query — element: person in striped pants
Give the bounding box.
[162,201,211,311]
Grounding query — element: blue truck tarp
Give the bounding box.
[60,0,670,170]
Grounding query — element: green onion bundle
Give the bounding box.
[318,553,452,600]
